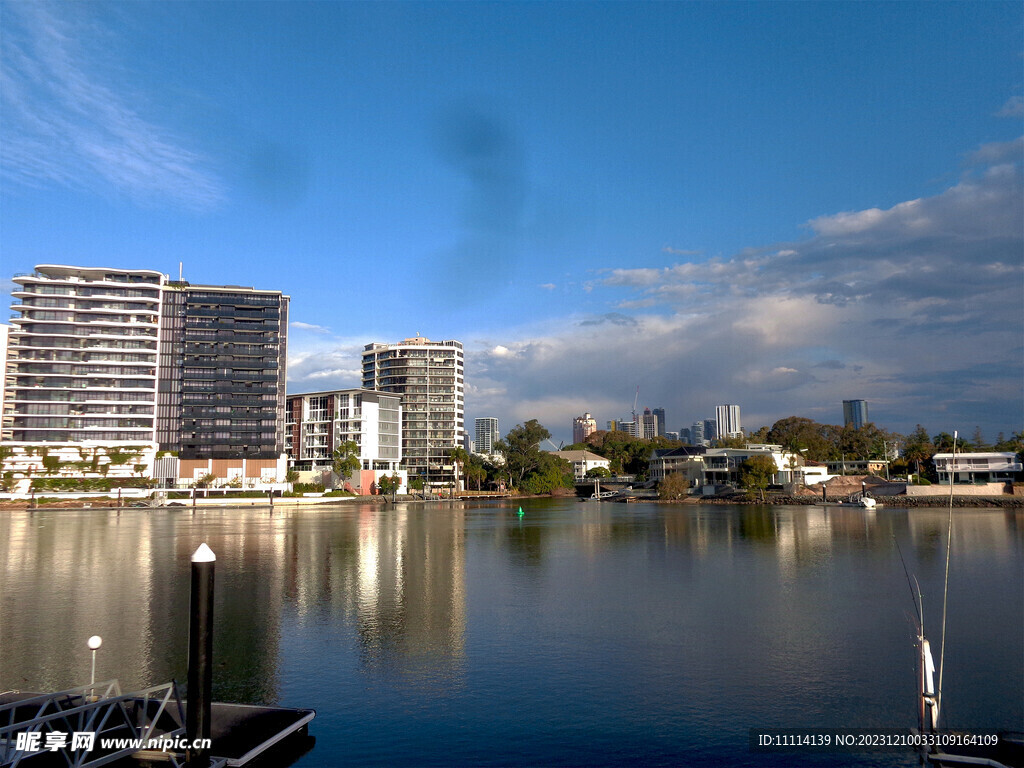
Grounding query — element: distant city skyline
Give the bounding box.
[2,2,1020,447]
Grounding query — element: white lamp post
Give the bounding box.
[87,635,102,695]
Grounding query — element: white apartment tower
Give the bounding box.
[715,404,742,439]
[3,267,164,478]
[474,417,499,455]
[362,337,464,488]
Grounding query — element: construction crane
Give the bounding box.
[632,386,639,432]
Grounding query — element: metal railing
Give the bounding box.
[0,680,223,768]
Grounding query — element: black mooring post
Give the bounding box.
[187,543,215,767]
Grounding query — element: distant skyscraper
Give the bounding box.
[680,427,692,445]
[475,417,499,455]
[641,408,658,439]
[703,418,718,443]
[573,412,597,444]
[691,421,705,445]
[843,400,869,430]
[715,404,742,439]
[652,408,666,437]
[608,419,638,437]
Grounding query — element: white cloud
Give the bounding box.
[290,321,331,333]
[965,136,1024,167]
[460,149,1022,443]
[995,95,1024,118]
[0,3,223,209]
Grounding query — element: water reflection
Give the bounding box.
[1,501,1020,766]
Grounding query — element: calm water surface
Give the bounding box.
[2,499,1021,767]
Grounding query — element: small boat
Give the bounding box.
[859,496,878,509]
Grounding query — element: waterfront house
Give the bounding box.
[550,450,611,480]
[933,452,1022,485]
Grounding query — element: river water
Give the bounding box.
[1,499,1021,766]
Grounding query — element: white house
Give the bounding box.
[933,452,1022,485]
[550,450,611,480]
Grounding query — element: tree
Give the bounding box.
[766,417,840,462]
[585,466,611,478]
[495,420,550,488]
[378,473,402,499]
[659,472,689,500]
[520,452,574,494]
[903,425,934,478]
[747,425,771,443]
[464,456,487,491]
[285,469,299,485]
[740,455,777,502]
[41,455,62,476]
[932,432,957,453]
[838,422,891,461]
[332,441,361,483]
[449,447,469,490]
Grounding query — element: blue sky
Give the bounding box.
[2,1,1022,445]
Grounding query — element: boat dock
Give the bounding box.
[0,681,314,768]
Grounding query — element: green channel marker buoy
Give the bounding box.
[517,506,524,517]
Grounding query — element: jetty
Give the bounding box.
[0,682,313,768]
[1,544,315,768]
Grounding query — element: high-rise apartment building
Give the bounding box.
[0,325,10,430]
[157,282,288,460]
[474,417,499,455]
[641,408,659,439]
[843,399,869,430]
[2,265,289,483]
[572,412,597,444]
[715,404,742,439]
[690,421,705,446]
[361,337,464,488]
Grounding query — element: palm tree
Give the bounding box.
[448,447,469,492]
